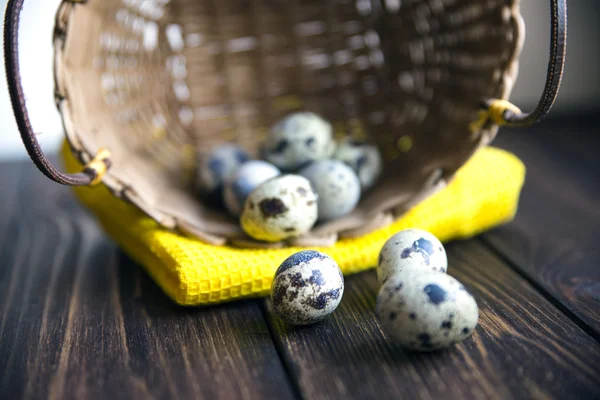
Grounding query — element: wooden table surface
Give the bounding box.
[1,115,599,400]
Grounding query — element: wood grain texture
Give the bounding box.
[0,162,296,400]
[264,240,600,400]
[487,115,600,335]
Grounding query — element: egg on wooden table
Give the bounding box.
[271,250,344,325]
[197,144,250,204]
[224,160,281,216]
[241,175,318,242]
[377,229,448,285]
[334,138,383,191]
[299,159,361,221]
[376,271,479,351]
[264,112,335,171]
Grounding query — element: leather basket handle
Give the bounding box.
[479,0,568,128]
[4,0,109,186]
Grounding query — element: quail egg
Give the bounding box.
[334,139,382,191]
[271,250,344,325]
[241,175,318,242]
[198,145,250,204]
[264,112,335,171]
[299,159,361,221]
[377,229,448,285]
[376,271,479,351]
[224,160,281,216]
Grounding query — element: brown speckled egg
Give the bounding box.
[376,271,479,351]
[271,250,344,325]
[241,175,318,242]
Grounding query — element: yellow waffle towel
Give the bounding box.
[62,142,525,306]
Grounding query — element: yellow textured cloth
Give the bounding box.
[62,143,525,306]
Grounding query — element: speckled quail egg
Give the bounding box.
[376,271,479,351]
[334,139,383,191]
[271,250,344,325]
[224,160,281,216]
[299,160,361,221]
[198,145,250,204]
[377,229,448,285]
[264,112,335,171]
[241,175,318,242]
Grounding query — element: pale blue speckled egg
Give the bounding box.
[334,139,383,191]
[376,271,478,351]
[300,160,361,221]
[198,145,250,204]
[377,229,448,285]
[224,160,281,216]
[271,250,344,325]
[241,175,318,242]
[264,112,335,171]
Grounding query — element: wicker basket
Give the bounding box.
[5,0,566,248]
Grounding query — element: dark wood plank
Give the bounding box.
[264,240,600,400]
[0,161,296,400]
[486,114,600,335]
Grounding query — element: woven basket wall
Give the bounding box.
[53,0,524,248]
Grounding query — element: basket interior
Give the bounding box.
[54,0,522,246]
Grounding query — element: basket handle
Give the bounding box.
[4,0,110,186]
[480,0,568,128]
